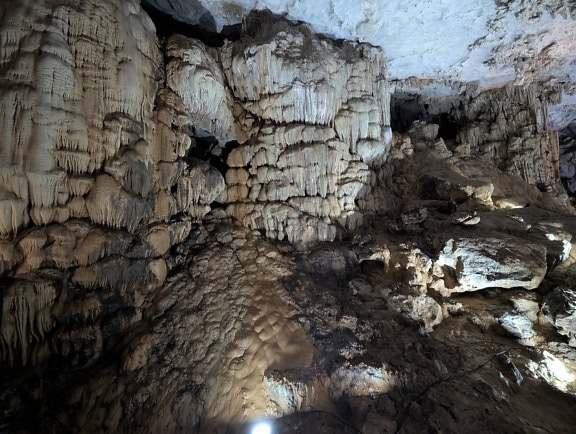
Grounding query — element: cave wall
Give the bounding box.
[456,83,562,192]
[218,14,393,244]
[0,0,571,369]
[0,0,221,368]
[0,0,394,372]
[1,1,576,433]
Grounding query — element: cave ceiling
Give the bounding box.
[144,0,576,128]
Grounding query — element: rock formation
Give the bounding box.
[1,1,576,433]
[219,13,392,244]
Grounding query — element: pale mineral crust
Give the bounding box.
[1,1,576,434]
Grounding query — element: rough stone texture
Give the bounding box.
[499,312,534,339]
[0,0,160,235]
[456,83,562,192]
[143,0,576,127]
[219,13,392,244]
[0,0,224,368]
[559,122,576,194]
[0,0,226,237]
[2,2,576,434]
[54,226,320,433]
[434,237,548,295]
[543,287,576,347]
[165,35,246,146]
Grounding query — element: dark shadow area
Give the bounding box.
[437,112,459,140]
[185,133,219,162]
[559,122,576,196]
[214,140,241,176]
[183,128,240,177]
[390,94,460,140]
[141,1,241,46]
[390,94,429,132]
[360,259,385,274]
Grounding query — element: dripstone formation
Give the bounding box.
[1,1,576,433]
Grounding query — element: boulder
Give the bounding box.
[434,237,547,295]
[542,287,576,347]
[499,312,534,339]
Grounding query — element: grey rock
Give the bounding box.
[435,237,547,295]
[543,287,576,347]
[499,312,534,339]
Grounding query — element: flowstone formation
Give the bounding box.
[0,0,223,370]
[144,0,576,127]
[1,1,576,434]
[221,29,391,243]
[164,12,393,244]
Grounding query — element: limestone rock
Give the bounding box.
[166,35,245,145]
[457,84,562,193]
[409,120,439,142]
[559,122,576,194]
[0,240,23,275]
[434,237,547,295]
[219,14,392,243]
[0,0,161,233]
[510,293,540,323]
[1,277,57,366]
[2,3,576,434]
[144,0,576,123]
[499,312,534,339]
[416,160,494,203]
[527,349,576,393]
[543,287,576,347]
[388,289,444,333]
[173,159,225,220]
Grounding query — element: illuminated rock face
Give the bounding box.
[165,35,245,146]
[434,237,548,295]
[0,4,392,428]
[2,1,576,434]
[0,0,223,367]
[143,0,576,127]
[0,0,159,234]
[219,14,392,244]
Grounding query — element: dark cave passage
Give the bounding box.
[390,94,460,140]
[141,1,241,46]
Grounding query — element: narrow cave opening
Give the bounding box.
[390,94,429,133]
[183,126,240,178]
[141,1,241,47]
[184,129,219,163]
[390,94,460,141]
[437,112,459,140]
[360,259,385,274]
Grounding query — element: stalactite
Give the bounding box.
[0,277,57,366]
[215,17,392,244]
